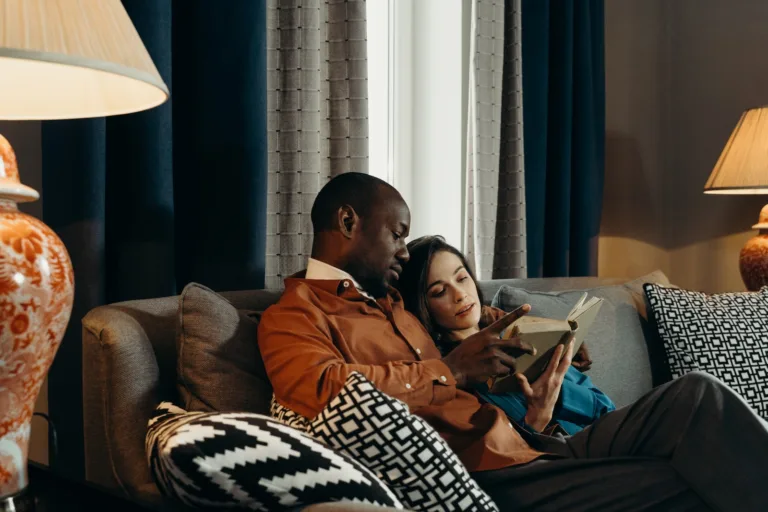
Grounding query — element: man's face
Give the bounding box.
[346,195,411,298]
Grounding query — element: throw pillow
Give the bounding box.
[272,373,499,512]
[146,401,404,510]
[176,282,272,413]
[490,271,672,408]
[644,283,768,419]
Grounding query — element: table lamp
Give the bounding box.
[705,107,768,291]
[0,0,168,508]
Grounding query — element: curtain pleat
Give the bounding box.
[465,0,527,280]
[522,0,605,277]
[266,0,369,289]
[42,0,268,477]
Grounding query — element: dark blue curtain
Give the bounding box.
[522,0,605,277]
[41,0,267,478]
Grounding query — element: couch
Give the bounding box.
[81,272,672,511]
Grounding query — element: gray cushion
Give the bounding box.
[490,271,672,408]
[176,282,272,413]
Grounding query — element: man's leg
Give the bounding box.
[560,371,768,511]
[472,457,707,512]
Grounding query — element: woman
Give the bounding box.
[396,235,615,434]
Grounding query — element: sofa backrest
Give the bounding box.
[81,274,666,503]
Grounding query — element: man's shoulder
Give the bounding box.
[260,280,329,322]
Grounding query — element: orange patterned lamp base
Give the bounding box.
[0,136,74,503]
[740,205,768,292]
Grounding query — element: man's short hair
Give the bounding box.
[311,172,393,233]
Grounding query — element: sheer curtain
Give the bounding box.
[266,0,369,289]
[464,0,527,280]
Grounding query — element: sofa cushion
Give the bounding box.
[272,373,498,512]
[490,271,672,408]
[644,283,768,419]
[145,402,403,510]
[177,282,272,413]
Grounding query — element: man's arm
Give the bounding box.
[257,305,456,419]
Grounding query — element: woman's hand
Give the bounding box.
[571,342,593,372]
[517,336,575,432]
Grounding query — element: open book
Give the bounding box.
[487,293,604,394]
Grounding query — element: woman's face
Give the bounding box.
[425,250,482,337]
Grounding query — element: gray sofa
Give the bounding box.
[81,272,671,510]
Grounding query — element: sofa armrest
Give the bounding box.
[82,297,179,506]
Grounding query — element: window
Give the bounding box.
[366,0,468,249]
[365,0,393,184]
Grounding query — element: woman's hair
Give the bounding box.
[396,235,484,340]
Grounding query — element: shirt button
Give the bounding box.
[342,281,350,288]
[415,348,422,355]
[405,383,412,389]
[440,376,447,382]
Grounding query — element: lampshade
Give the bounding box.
[704,107,768,195]
[0,0,169,120]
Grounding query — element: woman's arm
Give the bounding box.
[556,366,616,425]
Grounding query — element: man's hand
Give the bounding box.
[571,342,593,372]
[479,305,507,327]
[518,336,574,432]
[441,305,536,389]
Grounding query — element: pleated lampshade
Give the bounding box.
[705,107,768,195]
[0,0,169,120]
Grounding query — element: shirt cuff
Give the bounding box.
[422,359,457,405]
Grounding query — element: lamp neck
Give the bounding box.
[0,198,18,211]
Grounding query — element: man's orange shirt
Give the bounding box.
[257,274,547,472]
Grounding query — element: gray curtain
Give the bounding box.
[464,0,527,280]
[266,0,369,289]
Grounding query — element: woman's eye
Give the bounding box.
[432,289,445,298]
[458,275,468,282]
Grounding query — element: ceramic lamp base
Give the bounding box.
[740,232,768,291]
[0,136,74,501]
[0,485,34,511]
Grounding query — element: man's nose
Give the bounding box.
[396,245,409,263]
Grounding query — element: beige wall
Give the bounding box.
[601,0,768,294]
[0,121,48,465]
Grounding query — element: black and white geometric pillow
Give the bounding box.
[644,283,768,418]
[272,372,499,512]
[146,402,403,510]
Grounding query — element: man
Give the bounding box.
[259,173,768,510]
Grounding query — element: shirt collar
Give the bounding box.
[305,258,374,300]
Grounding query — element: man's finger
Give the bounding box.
[493,349,520,372]
[487,304,531,335]
[480,305,507,327]
[493,360,513,377]
[495,336,536,356]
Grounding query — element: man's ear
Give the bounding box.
[337,205,358,239]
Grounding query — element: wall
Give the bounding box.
[600,0,768,294]
[0,120,48,465]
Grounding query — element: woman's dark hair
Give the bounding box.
[396,235,484,341]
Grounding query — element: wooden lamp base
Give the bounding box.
[740,204,768,291]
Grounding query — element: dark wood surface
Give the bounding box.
[5,462,155,511]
